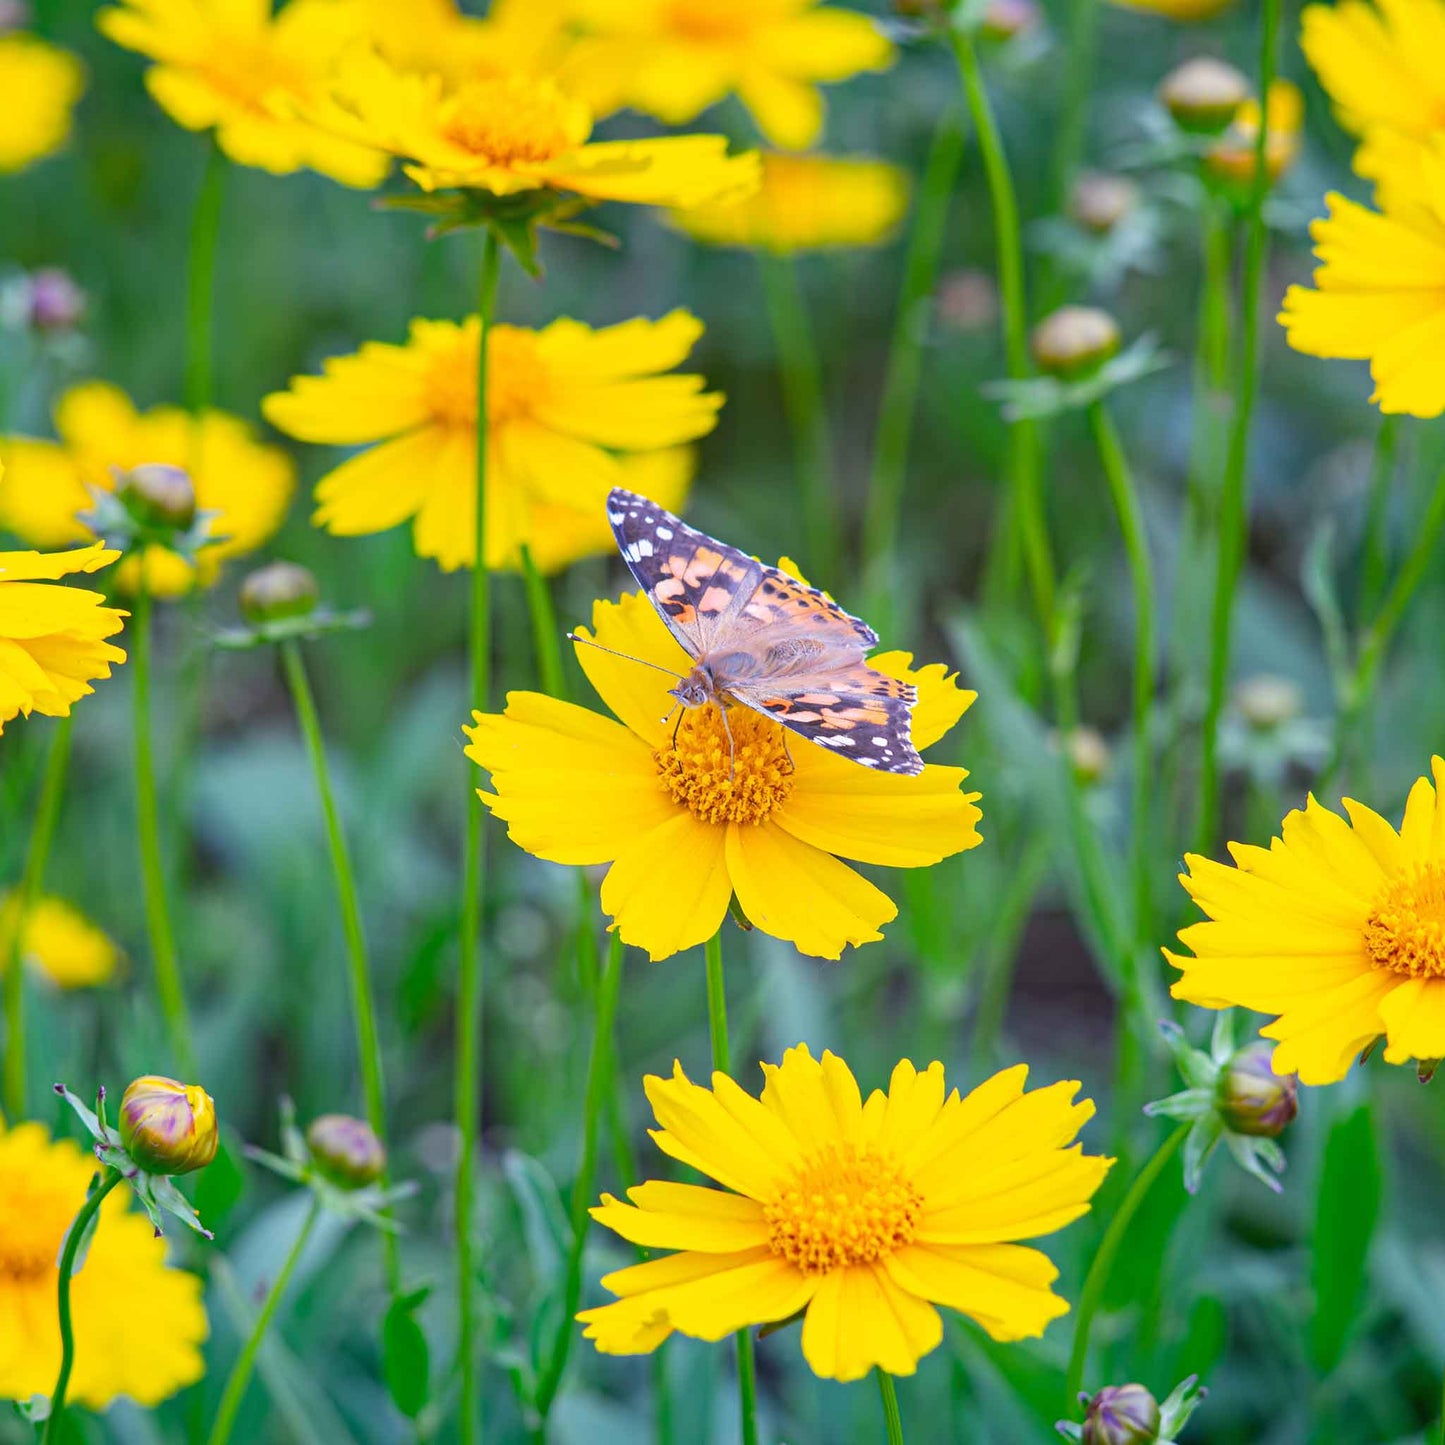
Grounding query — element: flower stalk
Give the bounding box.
[3,713,72,1122]
[185,141,226,476]
[1359,413,1400,624]
[878,1368,907,1445]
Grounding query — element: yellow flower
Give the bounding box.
[0,539,126,734]
[297,50,758,203]
[0,381,295,596]
[264,310,718,573]
[1204,80,1304,186]
[564,0,894,151]
[578,1044,1111,1380]
[0,894,121,988]
[0,32,85,174]
[96,0,389,185]
[1107,0,1236,20]
[0,1122,207,1406]
[1278,137,1445,417]
[1169,757,1445,1084]
[465,587,982,961]
[671,152,909,254]
[1300,0,1445,204]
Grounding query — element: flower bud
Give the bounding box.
[116,464,197,531]
[1061,726,1112,785]
[1031,307,1121,378]
[1083,1384,1162,1445]
[1217,1042,1298,1138]
[1158,57,1249,134]
[937,268,999,332]
[0,1,29,32]
[1069,172,1140,236]
[981,0,1040,41]
[1234,674,1302,731]
[27,268,86,332]
[306,1113,386,1189]
[239,561,320,625]
[119,1075,219,1176]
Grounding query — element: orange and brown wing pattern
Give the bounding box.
[735,566,879,651]
[732,663,923,775]
[607,487,764,657]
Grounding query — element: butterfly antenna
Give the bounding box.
[719,701,736,783]
[566,633,687,681]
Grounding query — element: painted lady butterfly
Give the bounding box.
[598,488,923,775]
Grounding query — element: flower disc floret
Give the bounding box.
[1365,862,1445,977]
[655,705,795,825]
[438,76,585,165]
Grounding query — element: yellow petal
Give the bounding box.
[590,1183,768,1253]
[883,1242,1069,1343]
[1379,976,1445,1063]
[759,1044,864,1150]
[799,1264,942,1382]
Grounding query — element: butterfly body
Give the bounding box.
[607,488,923,775]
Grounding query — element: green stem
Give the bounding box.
[1359,414,1400,624]
[951,26,1054,634]
[703,932,759,1445]
[863,106,967,632]
[535,934,625,1418]
[185,142,227,419]
[1048,0,1100,216]
[1063,1124,1188,1409]
[758,253,839,584]
[132,583,195,1077]
[1086,403,1156,953]
[205,1197,322,1445]
[877,1369,906,1445]
[3,714,72,1122]
[456,228,502,1445]
[1194,0,1283,858]
[519,543,566,699]
[42,1168,124,1444]
[279,639,398,1294]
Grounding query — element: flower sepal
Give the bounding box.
[79,474,224,569]
[1058,1374,1207,1444]
[985,335,1170,421]
[53,1081,215,1240]
[212,607,371,651]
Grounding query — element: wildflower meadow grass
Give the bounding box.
[4,1,1445,1442]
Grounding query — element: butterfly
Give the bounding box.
[592,487,923,775]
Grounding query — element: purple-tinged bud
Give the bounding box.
[116,464,197,530]
[981,0,1040,40]
[1031,306,1122,378]
[119,1075,219,1176]
[0,0,30,32]
[1083,1384,1162,1445]
[306,1114,386,1190]
[239,561,320,625]
[27,268,86,331]
[1069,172,1140,236]
[1217,1042,1298,1138]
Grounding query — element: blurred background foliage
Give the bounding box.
[4,0,1445,1441]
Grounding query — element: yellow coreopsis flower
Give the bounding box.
[1204,80,1304,186]
[96,0,389,185]
[296,49,758,203]
[578,1044,1111,1380]
[0,381,295,596]
[0,31,85,174]
[1300,0,1445,203]
[264,310,719,573]
[0,894,121,988]
[563,0,894,151]
[1169,758,1445,1084]
[0,540,126,734]
[465,587,982,961]
[671,152,909,254]
[0,1123,207,1405]
[1279,137,1445,417]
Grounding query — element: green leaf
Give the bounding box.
[1301,521,1351,699]
[382,1296,431,1419]
[1310,1102,1382,1374]
[502,1151,570,1292]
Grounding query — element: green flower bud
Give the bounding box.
[1083,1384,1162,1445]
[1158,57,1249,134]
[1234,674,1303,731]
[306,1113,386,1189]
[119,1075,219,1176]
[239,561,321,625]
[1061,726,1112,785]
[1217,1042,1299,1138]
[116,464,197,530]
[1031,307,1122,379]
[1069,171,1140,236]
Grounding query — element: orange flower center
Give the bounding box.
[0,1173,73,1285]
[439,78,578,166]
[1365,862,1445,978]
[654,704,794,826]
[424,326,550,430]
[665,0,752,41]
[764,1144,923,1274]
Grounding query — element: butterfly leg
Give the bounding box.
[719,702,736,782]
[670,706,684,754]
[780,731,796,775]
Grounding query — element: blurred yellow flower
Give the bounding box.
[1170,757,1445,1084]
[0,1123,207,1406]
[0,894,120,988]
[96,0,389,185]
[1107,0,1236,19]
[297,50,758,203]
[0,32,85,174]
[264,310,718,573]
[1301,0,1445,204]
[0,381,295,596]
[0,539,125,734]
[564,0,893,150]
[672,152,909,254]
[1279,137,1445,417]
[465,588,982,961]
[1205,80,1304,186]
[578,1044,1111,1379]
